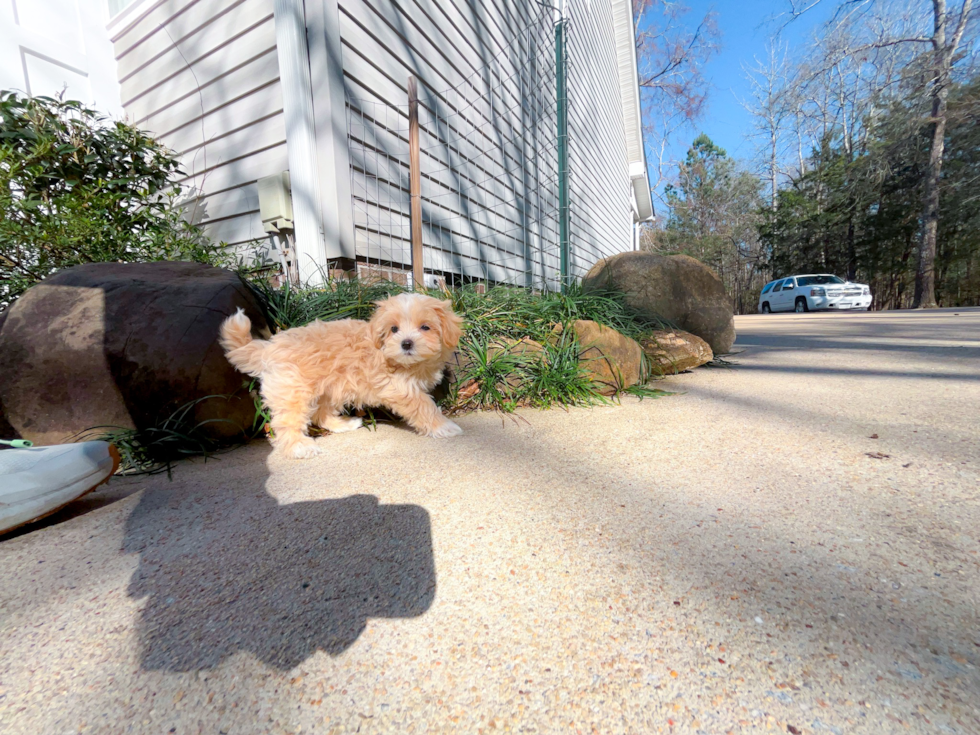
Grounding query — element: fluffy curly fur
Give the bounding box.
[220,293,463,459]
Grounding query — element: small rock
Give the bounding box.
[566,320,643,394]
[487,337,546,360]
[640,330,714,375]
[812,719,844,735]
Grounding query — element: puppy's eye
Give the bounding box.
[420,324,431,331]
[390,326,399,334]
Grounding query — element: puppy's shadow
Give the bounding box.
[123,450,436,671]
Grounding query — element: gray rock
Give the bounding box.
[582,251,736,353]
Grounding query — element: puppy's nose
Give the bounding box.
[401,339,414,351]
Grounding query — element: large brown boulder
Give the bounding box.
[0,262,269,446]
[583,252,736,354]
[640,330,713,375]
[567,320,642,395]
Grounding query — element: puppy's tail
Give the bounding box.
[219,308,267,377]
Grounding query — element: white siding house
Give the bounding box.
[3,0,652,287]
[0,0,122,116]
[110,0,288,262]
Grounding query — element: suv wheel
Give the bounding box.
[795,297,809,313]
[761,302,771,314]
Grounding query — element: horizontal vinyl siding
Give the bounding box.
[111,0,634,280]
[340,0,559,286]
[566,0,632,277]
[111,0,282,253]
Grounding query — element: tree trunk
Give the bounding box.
[770,130,778,210]
[913,87,947,308]
[912,0,973,307]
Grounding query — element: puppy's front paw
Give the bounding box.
[428,419,463,439]
[289,441,323,459]
[332,416,363,434]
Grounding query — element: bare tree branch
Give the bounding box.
[771,0,977,306]
[634,0,722,215]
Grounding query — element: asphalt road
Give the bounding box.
[1,308,978,734]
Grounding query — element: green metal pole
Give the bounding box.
[555,18,569,292]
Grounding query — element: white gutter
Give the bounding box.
[611,0,654,222]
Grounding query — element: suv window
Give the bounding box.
[772,280,784,293]
[781,278,795,290]
[761,282,775,295]
[798,275,844,286]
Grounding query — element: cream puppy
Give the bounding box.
[220,293,463,459]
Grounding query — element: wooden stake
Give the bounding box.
[408,76,423,289]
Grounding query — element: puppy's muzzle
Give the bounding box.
[400,339,414,353]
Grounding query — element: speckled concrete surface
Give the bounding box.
[1,308,978,735]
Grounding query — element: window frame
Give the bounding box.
[108,0,142,20]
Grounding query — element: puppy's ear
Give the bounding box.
[436,299,463,350]
[369,300,391,349]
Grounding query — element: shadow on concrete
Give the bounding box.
[729,363,980,382]
[735,336,980,360]
[460,412,980,704]
[121,446,435,671]
[676,379,980,467]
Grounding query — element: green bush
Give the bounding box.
[0,91,234,308]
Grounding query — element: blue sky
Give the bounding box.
[654,0,827,167]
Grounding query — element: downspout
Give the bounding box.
[274,0,327,285]
[306,0,357,269]
[555,11,570,292]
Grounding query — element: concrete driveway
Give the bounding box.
[1,308,978,734]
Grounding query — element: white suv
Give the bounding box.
[758,274,873,313]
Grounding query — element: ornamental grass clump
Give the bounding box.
[248,277,672,415]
